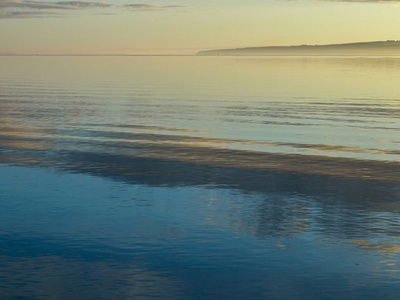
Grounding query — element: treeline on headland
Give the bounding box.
[197,40,400,56]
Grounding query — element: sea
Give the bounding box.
[1,56,400,299]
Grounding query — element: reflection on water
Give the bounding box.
[1,56,400,299]
[2,57,400,162]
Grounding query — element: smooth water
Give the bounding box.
[1,56,400,299]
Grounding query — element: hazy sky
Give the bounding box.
[1,0,400,54]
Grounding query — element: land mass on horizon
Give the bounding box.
[197,40,400,56]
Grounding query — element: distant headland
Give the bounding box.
[197,40,400,56]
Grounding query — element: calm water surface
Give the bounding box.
[1,56,400,299]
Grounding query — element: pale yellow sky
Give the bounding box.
[1,0,400,54]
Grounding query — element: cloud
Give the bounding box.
[122,4,187,11]
[54,1,111,8]
[0,10,62,17]
[0,0,188,18]
[0,0,111,10]
[0,0,112,18]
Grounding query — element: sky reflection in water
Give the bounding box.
[1,56,400,299]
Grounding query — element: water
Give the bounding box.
[1,56,400,299]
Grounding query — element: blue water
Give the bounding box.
[1,56,400,299]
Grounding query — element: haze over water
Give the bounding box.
[1,56,400,299]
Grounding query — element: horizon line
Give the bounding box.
[3,54,400,58]
[0,54,199,57]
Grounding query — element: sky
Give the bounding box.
[1,0,400,54]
